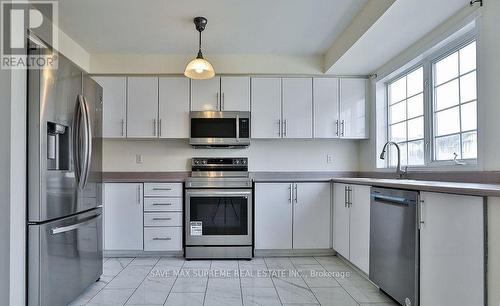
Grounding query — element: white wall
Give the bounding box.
[0,62,12,306]
[359,3,500,171]
[103,139,360,172]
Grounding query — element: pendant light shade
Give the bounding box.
[185,17,215,79]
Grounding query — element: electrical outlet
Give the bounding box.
[327,154,334,164]
[136,154,143,164]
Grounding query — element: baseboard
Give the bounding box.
[104,250,183,257]
[254,249,335,257]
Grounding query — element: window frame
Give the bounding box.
[383,30,478,169]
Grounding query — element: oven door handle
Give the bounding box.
[185,190,252,197]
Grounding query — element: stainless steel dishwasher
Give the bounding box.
[369,187,419,306]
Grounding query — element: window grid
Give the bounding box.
[432,41,477,161]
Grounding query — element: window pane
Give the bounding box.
[408,140,425,165]
[459,41,476,74]
[389,77,406,104]
[435,79,459,111]
[460,71,477,102]
[462,131,477,159]
[389,143,407,167]
[461,101,477,131]
[407,94,423,118]
[407,67,423,96]
[389,101,406,124]
[435,134,461,160]
[435,52,458,85]
[435,107,460,136]
[407,117,424,140]
[390,122,407,143]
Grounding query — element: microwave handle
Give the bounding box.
[236,114,240,142]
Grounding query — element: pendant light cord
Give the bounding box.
[197,31,203,59]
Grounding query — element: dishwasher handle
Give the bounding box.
[372,194,410,206]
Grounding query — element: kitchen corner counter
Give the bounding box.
[103,171,189,182]
[250,171,358,182]
[332,177,500,197]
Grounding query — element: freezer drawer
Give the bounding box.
[28,208,103,306]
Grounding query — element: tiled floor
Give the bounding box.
[70,256,397,306]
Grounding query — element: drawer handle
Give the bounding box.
[152,203,172,206]
[152,217,172,221]
[153,237,172,241]
[152,188,172,191]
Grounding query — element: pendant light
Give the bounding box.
[184,17,215,79]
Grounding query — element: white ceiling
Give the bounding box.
[57,0,368,55]
[327,0,469,74]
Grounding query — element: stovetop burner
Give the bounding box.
[186,157,251,188]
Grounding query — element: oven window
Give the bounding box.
[191,118,236,138]
[190,196,248,235]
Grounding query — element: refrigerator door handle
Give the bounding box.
[50,213,100,235]
[73,95,84,188]
[80,95,92,190]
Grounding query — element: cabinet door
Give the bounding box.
[158,77,190,138]
[282,78,313,138]
[313,78,339,138]
[220,77,250,111]
[340,78,367,139]
[333,183,349,258]
[293,182,331,249]
[255,183,293,249]
[93,77,126,138]
[349,184,370,274]
[251,78,282,139]
[127,77,159,138]
[420,192,484,306]
[191,77,220,111]
[104,183,143,250]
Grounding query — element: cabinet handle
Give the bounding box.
[158,118,162,137]
[152,187,172,191]
[222,92,225,110]
[152,217,172,221]
[294,184,298,203]
[288,184,292,203]
[216,92,219,110]
[121,119,125,137]
[153,237,172,241]
[335,120,339,137]
[344,186,348,207]
[137,185,141,204]
[347,186,352,207]
[418,199,425,229]
[153,119,157,136]
[341,120,345,137]
[283,119,287,137]
[152,203,172,206]
[278,119,282,137]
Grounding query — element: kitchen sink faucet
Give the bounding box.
[379,141,407,179]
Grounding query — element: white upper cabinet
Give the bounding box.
[127,77,159,138]
[191,77,220,111]
[293,182,331,249]
[340,78,367,139]
[220,77,250,111]
[282,78,313,138]
[313,78,339,138]
[251,78,282,139]
[158,77,190,138]
[255,183,293,249]
[93,76,127,138]
[419,192,484,306]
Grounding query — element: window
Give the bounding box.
[432,41,477,161]
[384,37,477,168]
[387,67,425,167]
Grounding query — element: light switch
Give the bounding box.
[327,154,334,164]
[136,154,143,164]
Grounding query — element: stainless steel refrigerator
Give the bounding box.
[27,37,103,306]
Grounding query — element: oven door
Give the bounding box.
[185,189,252,246]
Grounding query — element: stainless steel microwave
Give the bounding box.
[190,111,250,147]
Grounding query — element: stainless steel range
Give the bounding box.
[185,158,253,259]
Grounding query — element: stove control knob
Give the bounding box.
[233,159,240,165]
[241,159,247,165]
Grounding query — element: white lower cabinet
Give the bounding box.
[144,227,183,251]
[255,182,330,250]
[419,192,484,306]
[333,183,370,274]
[104,183,144,251]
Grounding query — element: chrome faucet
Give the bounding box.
[379,141,407,179]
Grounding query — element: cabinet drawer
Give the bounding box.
[144,197,182,211]
[144,212,182,227]
[144,183,182,197]
[144,227,182,251]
